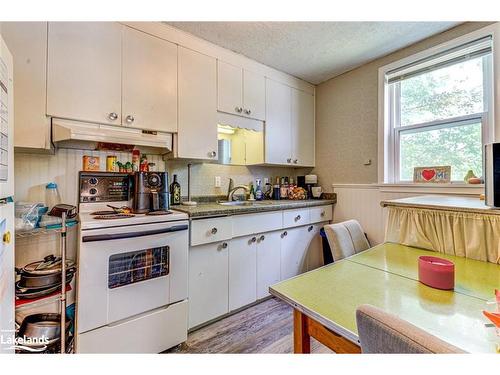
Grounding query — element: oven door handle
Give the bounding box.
[82,224,188,242]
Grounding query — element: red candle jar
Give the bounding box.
[418,256,455,290]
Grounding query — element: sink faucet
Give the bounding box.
[227,178,250,201]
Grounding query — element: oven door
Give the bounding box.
[77,220,188,334]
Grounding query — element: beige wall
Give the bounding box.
[314,22,493,190]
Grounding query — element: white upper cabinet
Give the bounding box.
[291,88,315,167]
[177,47,218,160]
[243,69,265,121]
[217,60,265,121]
[264,78,292,165]
[122,27,177,132]
[47,22,122,125]
[217,61,243,116]
[263,79,315,167]
[0,22,50,150]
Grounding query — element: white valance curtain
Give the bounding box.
[385,206,500,264]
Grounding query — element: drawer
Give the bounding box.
[283,208,310,228]
[232,211,283,238]
[76,300,188,353]
[190,217,232,246]
[310,205,333,223]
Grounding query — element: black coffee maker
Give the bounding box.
[132,172,169,214]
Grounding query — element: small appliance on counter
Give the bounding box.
[132,171,169,214]
[485,143,500,208]
[298,174,320,199]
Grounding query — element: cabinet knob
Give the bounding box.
[281,231,288,238]
[287,158,292,163]
[3,231,11,244]
[211,227,218,235]
[221,242,228,249]
[235,106,243,113]
[108,112,118,121]
[259,235,265,242]
[125,115,135,124]
[295,215,301,222]
[321,211,325,217]
[293,159,298,164]
[210,151,217,158]
[244,108,251,115]
[250,237,257,243]
[308,225,314,232]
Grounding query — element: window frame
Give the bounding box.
[378,24,498,185]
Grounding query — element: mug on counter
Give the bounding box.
[311,186,322,198]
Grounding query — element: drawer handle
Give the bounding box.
[211,227,218,235]
[281,231,288,238]
[259,235,265,242]
[308,225,313,232]
[321,211,326,217]
[295,215,301,221]
[250,237,257,243]
[220,242,228,250]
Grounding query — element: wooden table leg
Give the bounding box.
[293,309,311,353]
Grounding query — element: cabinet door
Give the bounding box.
[256,231,281,299]
[47,22,122,125]
[217,60,243,116]
[122,27,177,132]
[291,88,315,167]
[280,226,310,280]
[0,22,50,150]
[178,47,218,160]
[229,236,257,311]
[243,69,265,121]
[265,78,292,165]
[305,224,324,271]
[188,242,229,329]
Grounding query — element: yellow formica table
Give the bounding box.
[269,243,500,354]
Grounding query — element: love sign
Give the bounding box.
[413,166,451,183]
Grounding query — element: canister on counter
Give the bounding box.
[82,155,100,171]
[132,150,140,171]
[106,155,118,172]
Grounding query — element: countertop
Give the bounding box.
[380,194,500,215]
[172,198,336,218]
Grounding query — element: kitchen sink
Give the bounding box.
[218,201,273,206]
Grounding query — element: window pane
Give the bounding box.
[399,122,482,181]
[399,56,485,126]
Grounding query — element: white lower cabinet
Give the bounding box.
[229,236,257,311]
[256,231,282,299]
[188,205,332,328]
[188,241,229,329]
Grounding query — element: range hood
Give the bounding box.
[51,118,173,153]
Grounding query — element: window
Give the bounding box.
[383,35,493,183]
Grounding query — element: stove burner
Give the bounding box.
[93,214,136,220]
[146,210,173,216]
[90,210,118,216]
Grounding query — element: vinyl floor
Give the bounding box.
[166,297,333,354]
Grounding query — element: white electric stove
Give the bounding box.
[75,172,189,353]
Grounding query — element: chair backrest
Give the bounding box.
[356,304,466,354]
[323,219,370,261]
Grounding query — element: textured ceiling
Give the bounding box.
[166,22,461,84]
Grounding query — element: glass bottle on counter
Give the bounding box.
[255,179,263,201]
[249,183,256,200]
[273,177,281,200]
[280,177,288,200]
[170,174,181,205]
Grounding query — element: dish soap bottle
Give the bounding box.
[170,174,181,206]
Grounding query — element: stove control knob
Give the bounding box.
[88,177,98,185]
[89,188,98,195]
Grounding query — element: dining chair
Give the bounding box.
[323,219,370,261]
[355,304,466,353]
